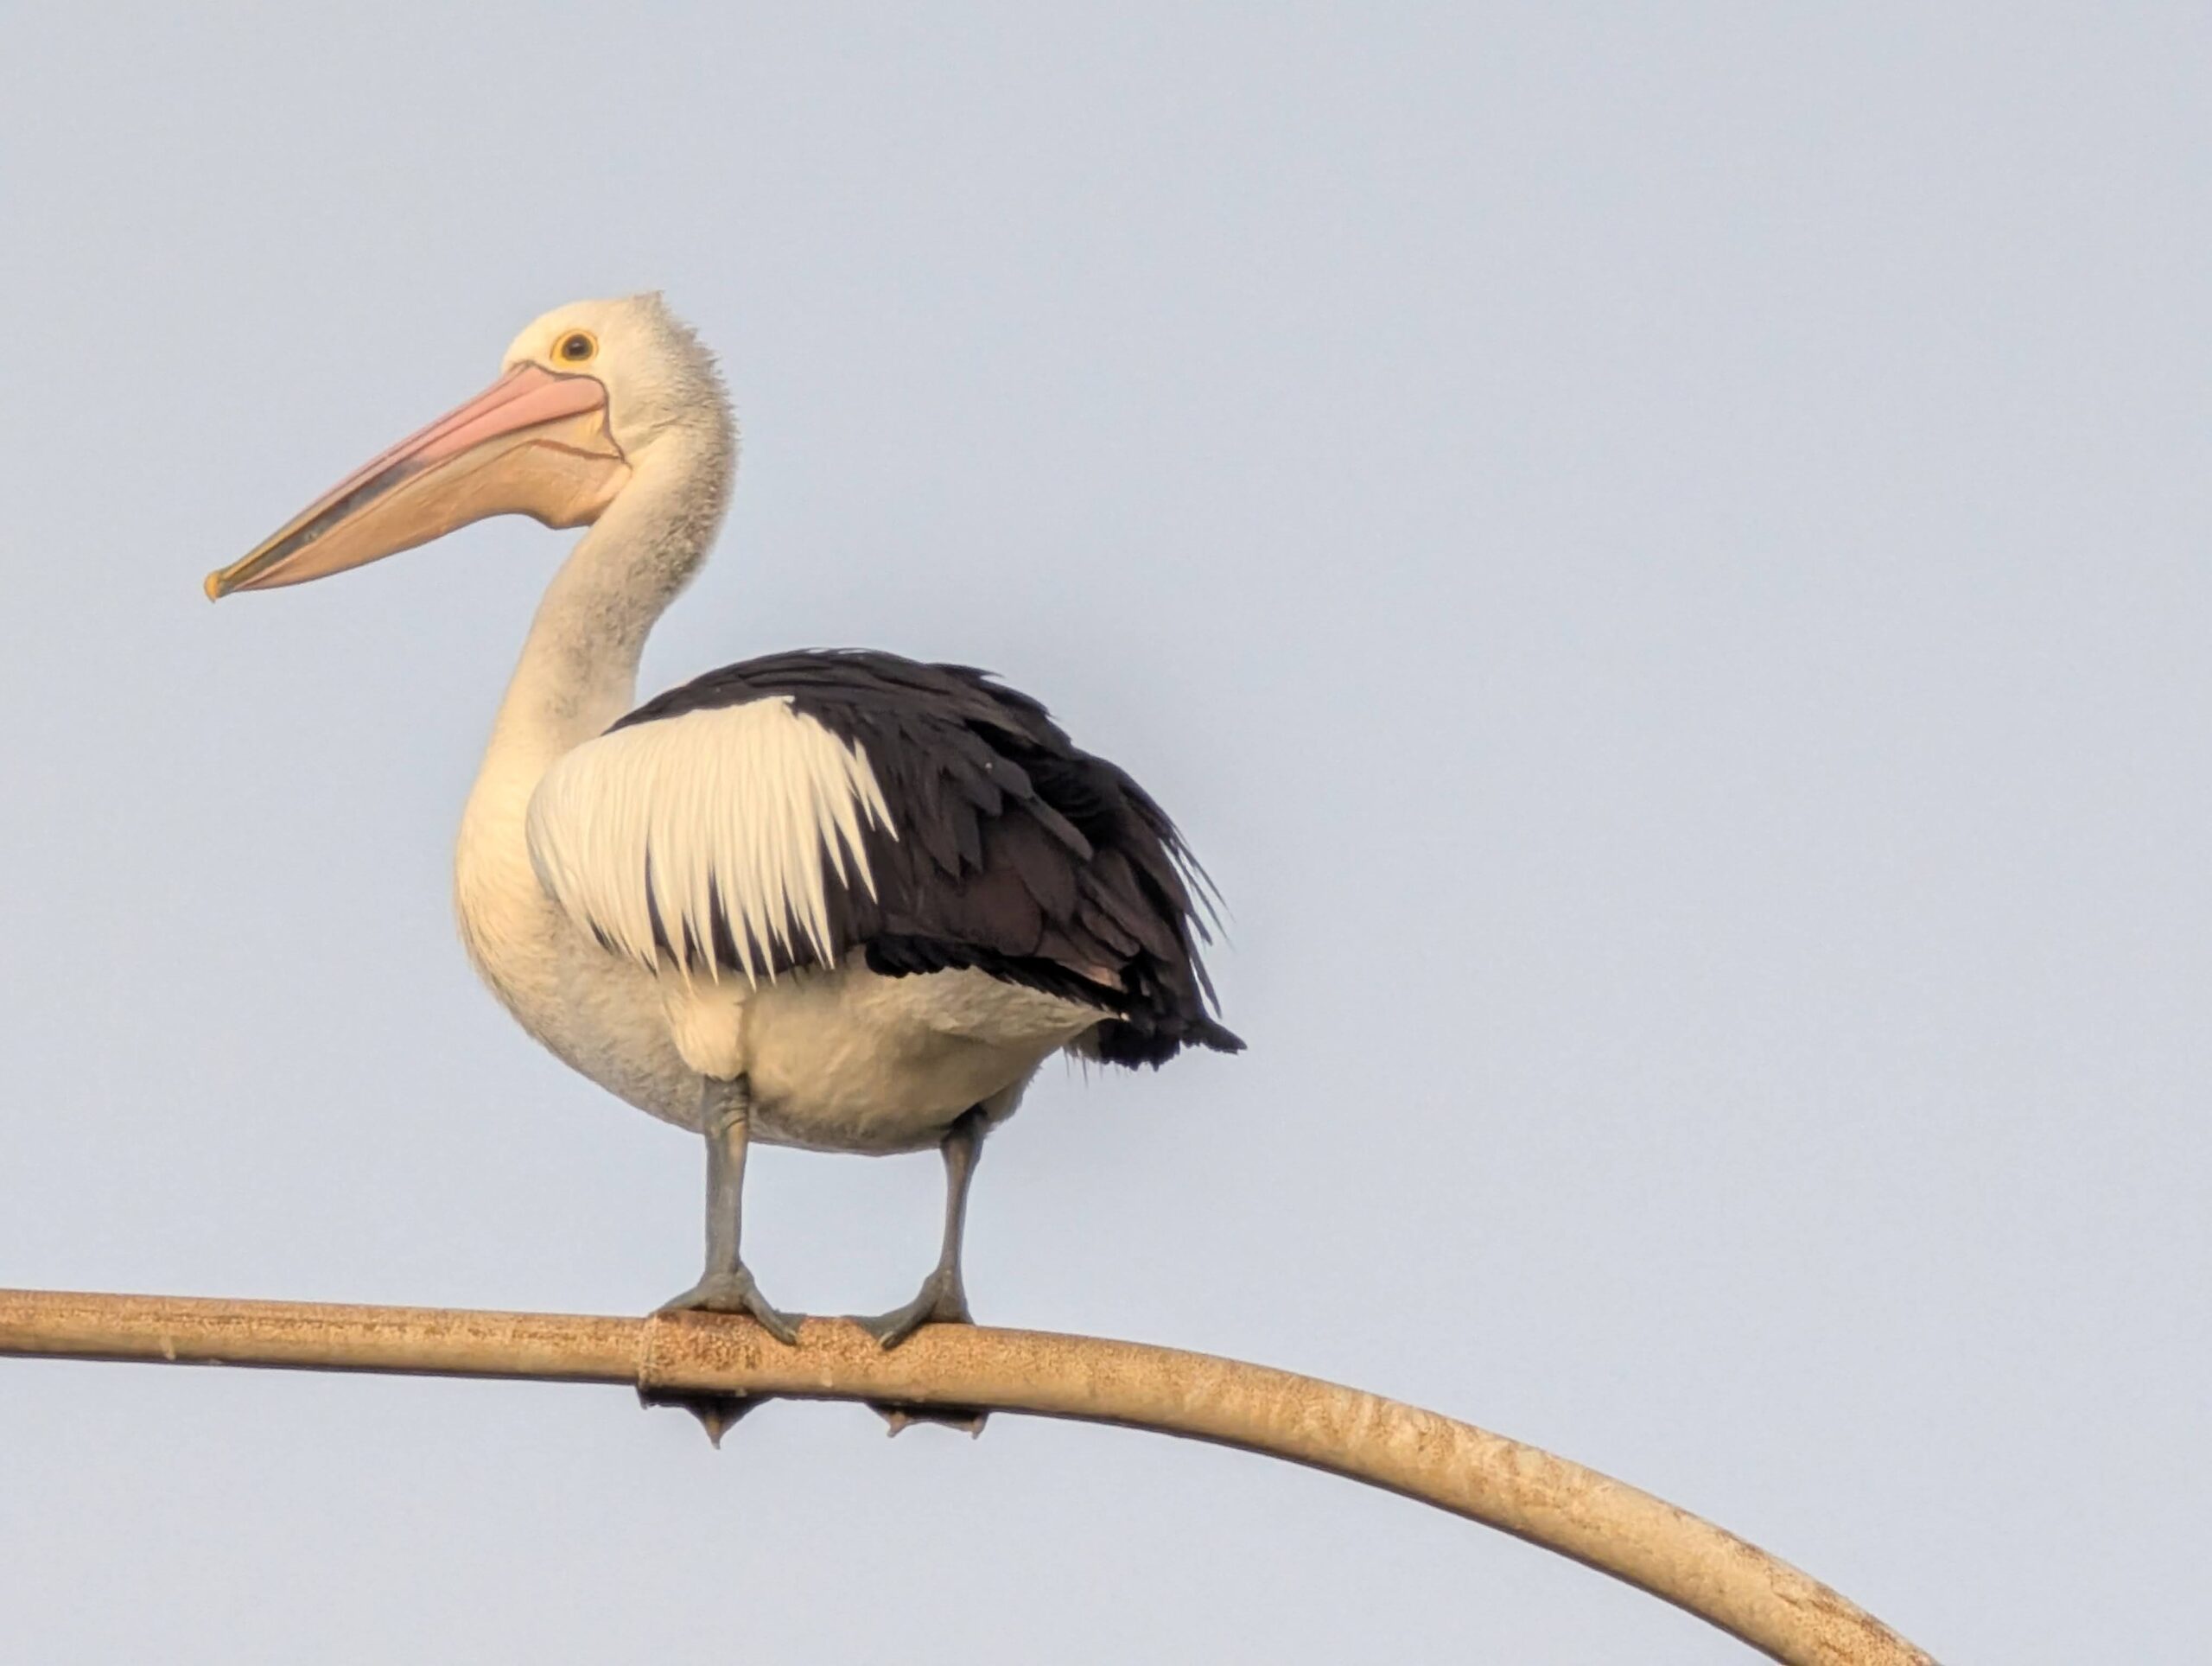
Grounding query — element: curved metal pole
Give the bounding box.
[0,1288,1929,1665]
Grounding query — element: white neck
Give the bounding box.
[453,390,734,1078]
[482,419,735,773]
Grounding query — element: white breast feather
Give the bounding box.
[524,699,895,983]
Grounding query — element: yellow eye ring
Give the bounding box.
[554,329,598,365]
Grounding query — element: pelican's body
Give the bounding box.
[459,748,1098,1154]
[209,295,1237,1351]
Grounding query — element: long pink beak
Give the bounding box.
[206,363,631,600]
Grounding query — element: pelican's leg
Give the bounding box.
[857,1106,987,1349]
[657,1076,802,1345]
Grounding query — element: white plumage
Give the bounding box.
[528,698,894,983]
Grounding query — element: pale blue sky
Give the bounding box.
[2,5,2207,1661]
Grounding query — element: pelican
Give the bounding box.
[206,295,1240,1352]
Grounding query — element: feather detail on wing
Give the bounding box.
[525,650,1243,1064]
[525,698,893,982]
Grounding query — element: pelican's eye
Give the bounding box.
[555,330,598,365]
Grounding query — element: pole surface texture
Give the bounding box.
[0,1288,1931,1665]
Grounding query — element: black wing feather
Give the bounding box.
[613,649,1242,1065]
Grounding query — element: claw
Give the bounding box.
[658,1268,804,1345]
[639,1387,761,1448]
[874,1402,990,1439]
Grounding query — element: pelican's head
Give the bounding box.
[205,293,724,600]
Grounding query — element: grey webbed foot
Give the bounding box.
[855,1103,991,1432]
[854,1267,973,1350]
[856,1270,988,1432]
[658,1267,804,1345]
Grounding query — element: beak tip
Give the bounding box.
[203,570,227,602]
